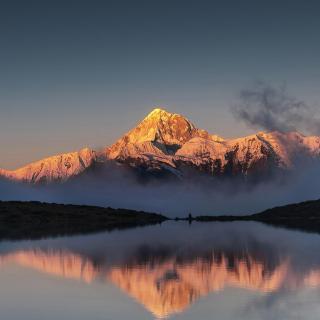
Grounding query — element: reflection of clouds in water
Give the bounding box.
[1,223,320,318]
[242,288,320,320]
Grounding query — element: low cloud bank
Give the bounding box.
[1,161,320,217]
[2,83,320,217]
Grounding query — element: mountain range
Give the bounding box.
[1,107,320,184]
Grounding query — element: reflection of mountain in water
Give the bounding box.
[0,249,98,283]
[1,247,320,319]
[108,255,289,318]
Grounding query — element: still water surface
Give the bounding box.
[1,221,320,320]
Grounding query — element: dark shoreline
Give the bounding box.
[1,199,320,240]
[0,201,167,240]
[185,199,320,234]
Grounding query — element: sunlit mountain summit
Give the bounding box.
[1,108,320,184]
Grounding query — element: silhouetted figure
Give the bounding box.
[188,213,193,225]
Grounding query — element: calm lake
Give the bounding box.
[0,221,320,320]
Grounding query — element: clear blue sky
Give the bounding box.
[1,0,320,169]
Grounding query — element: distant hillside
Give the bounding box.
[2,198,320,240]
[252,199,320,219]
[194,199,320,233]
[0,201,167,240]
[250,199,320,232]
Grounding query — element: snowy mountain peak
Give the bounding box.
[144,107,173,119]
[2,108,320,184]
[141,107,198,143]
[1,148,96,184]
[107,108,213,159]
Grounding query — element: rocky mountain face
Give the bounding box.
[0,148,96,184]
[1,108,320,184]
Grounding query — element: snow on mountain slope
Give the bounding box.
[109,141,176,167]
[174,130,320,176]
[1,148,96,183]
[106,108,217,160]
[0,169,11,179]
[1,107,320,184]
[257,131,320,167]
[105,108,218,176]
[104,108,295,177]
[175,134,281,176]
[223,134,281,176]
[175,137,228,174]
[303,135,320,155]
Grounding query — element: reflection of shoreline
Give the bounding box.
[1,249,320,318]
[3,198,320,242]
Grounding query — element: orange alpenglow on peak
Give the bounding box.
[1,108,320,184]
[106,108,214,160]
[0,148,96,184]
[145,107,172,117]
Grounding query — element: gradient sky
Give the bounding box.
[1,0,320,169]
